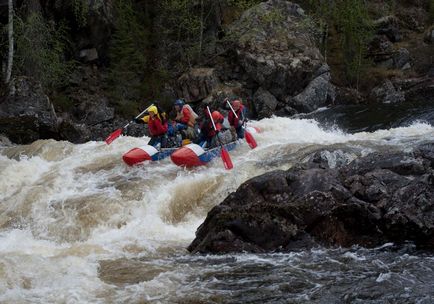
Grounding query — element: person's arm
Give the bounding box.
[134,115,149,124]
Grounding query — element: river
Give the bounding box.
[1,112,434,303]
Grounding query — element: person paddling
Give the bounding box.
[135,105,168,149]
[173,99,198,140]
[228,99,247,140]
[197,110,228,148]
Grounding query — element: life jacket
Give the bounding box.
[148,115,168,137]
[228,105,246,128]
[176,105,196,127]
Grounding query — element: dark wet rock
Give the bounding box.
[370,80,405,103]
[176,68,220,103]
[58,120,91,144]
[334,87,364,105]
[393,48,411,70]
[424,26,434,44]
[395,76,434,103]
[188,142,434,253]
[252,87,278,118]
[0,77,58,144]
[79,48,99,62]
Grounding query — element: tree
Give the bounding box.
[5,0,14,84]
[309,0,373,88]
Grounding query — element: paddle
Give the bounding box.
[105,104,153,145]
[226,100,257,149]
[207,106,233,170]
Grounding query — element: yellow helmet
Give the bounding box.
[148,105,158,115]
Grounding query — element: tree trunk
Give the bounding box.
[198,0,204,61]
[5,0,14,84]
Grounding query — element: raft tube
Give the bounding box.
[170,142,237,167]
[122,145,177,166]
[245,126,260,134]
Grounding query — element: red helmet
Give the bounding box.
[211,111,223,122]
[232,99,242,109]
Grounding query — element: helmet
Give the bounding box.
[174,99,184,107]
[148,105,158,115]
[232,99,242,109]
[211,111,223,122]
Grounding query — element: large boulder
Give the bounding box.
[370,80,405,103]
[227,0,334,117]
[176,68,221,102]
[0,77,58,144]
[252,87,279,117]
[291,64,336,112]
[188,142,434,253]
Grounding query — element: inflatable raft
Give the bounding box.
[170,142,237,167]
[122,145,177,166]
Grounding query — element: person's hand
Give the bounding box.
[134,117,144,124]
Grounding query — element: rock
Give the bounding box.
[58,119,91,143]
[0,77,58,144]
[252,87,278,118]
[51,0,114,60]
[394,77,434,103]
[370,80,405,103]
[228,0,329,115]
[334,87,364,105]
[374,16,401,42]
[176,68,220,102]
[188,142,434,253]
[424,26,434,44]
[393,48,411,70]
[290,65,335,112]
[79,48,99,62]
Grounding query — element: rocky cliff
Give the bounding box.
[0,0,433,144]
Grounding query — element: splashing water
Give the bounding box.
[1,117,434,303]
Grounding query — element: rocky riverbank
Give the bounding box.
[0,0,433,144]
[188,141,434,253]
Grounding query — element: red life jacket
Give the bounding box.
[148,115,168,136]
[228,105,245,128]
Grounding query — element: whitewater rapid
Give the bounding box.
[1,117,433,303]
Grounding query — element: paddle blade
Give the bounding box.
[105,129,123,145]
[244,130,257,149]
[221,148,233,170]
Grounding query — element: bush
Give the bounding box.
[14,13,73,90]
[430,0,434,23]
[309,0,374,88]
[108,0,149,103]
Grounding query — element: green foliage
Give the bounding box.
[158,0,262,70]
[260,8,284,25]
[51,93,74,112]
[14,13,73,89]
[429,0,434,22]
[72,0,89,28]
[108,0,150,104]
[226,0,262,10]
[309,0,374,87]
[158,0,204,67]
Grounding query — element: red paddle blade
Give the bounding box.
[105,128,123,145]
[221,148,233,170]
[245,130,257,149]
